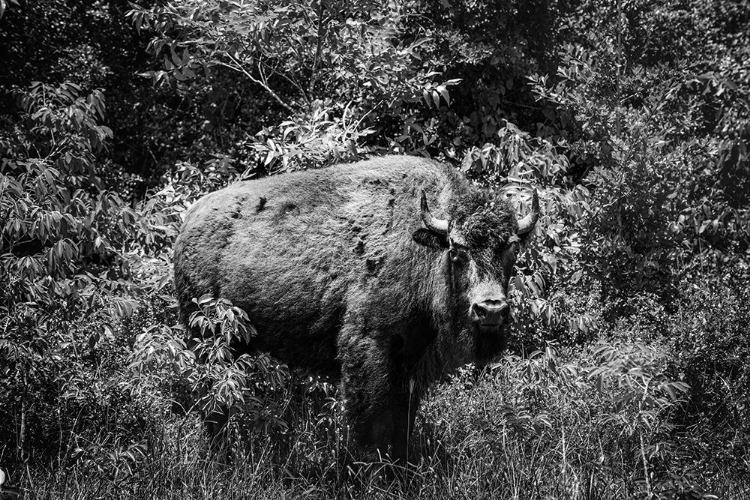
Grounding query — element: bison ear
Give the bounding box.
[412,228,448,249]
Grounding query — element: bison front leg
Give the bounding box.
[339,337,393,460]
[339,334,420,464]
[389,383,421,465]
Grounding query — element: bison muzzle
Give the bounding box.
[174,155,539,462]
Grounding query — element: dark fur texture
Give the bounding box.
[173,155,535,462]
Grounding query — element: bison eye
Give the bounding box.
[449,248,468,264]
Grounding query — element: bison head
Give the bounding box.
[414,189,539,361]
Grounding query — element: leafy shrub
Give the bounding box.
[127,0,465,166]
[0,82,124,461]
[531,4,750,315]
[419,343,697,498]
[130,296,291,443]
[666,271,750,474]
[0,81,181,467]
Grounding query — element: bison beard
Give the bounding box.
[173,155,538,463]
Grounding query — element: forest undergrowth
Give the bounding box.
[2,0,749,498]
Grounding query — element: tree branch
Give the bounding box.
[270,63,310,105]
[308,0,326,96]
[217,55,295,114]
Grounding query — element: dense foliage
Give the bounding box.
[1,0,748,498]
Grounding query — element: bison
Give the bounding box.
[174,155,539,462]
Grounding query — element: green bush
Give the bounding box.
[418,343,697,498]
[1,1,749,497]
[666,271,750,473]
[0,81,178,467]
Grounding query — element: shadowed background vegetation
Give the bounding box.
[1,0,748,498]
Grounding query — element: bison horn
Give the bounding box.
[420,190,449,235]
[517,190,540,236]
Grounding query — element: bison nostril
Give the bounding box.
[500,304,510,320]
[472,303,488,320]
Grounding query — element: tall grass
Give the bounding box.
[9,341,748,499]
